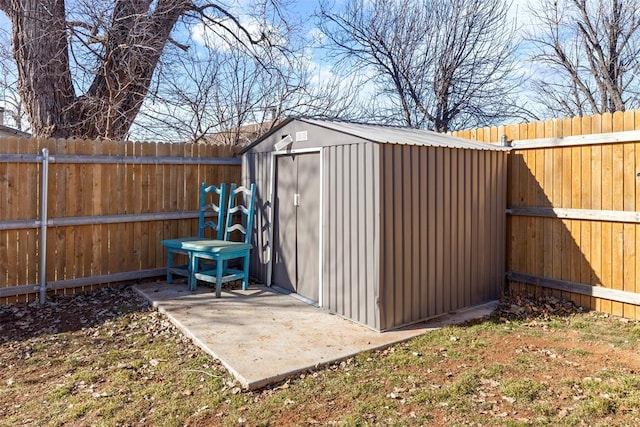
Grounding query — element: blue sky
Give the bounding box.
[0,0,537,134]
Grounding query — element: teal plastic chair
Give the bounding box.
[181,183,256,297]
[161,183,227,290]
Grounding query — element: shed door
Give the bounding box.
[273,153,320,303]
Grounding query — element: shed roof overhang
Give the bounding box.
[240,118,509,154]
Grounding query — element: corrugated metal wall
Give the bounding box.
[322,142,380,330]
[378,145,506,330]
[243,122,507,332]
[242,152,272,283]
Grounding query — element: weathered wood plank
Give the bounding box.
[563,117,591,305]
[0,136,241,300]
[582,115,604,310]
[636,132,640,319]
[526,150,537,277]
[52,139,68,293]
[544,119,554,138]
[115,140,128,278]
[602,112,613,133]
[570,147,581,285]
[624,110,635,131]
[516,146,529,279]
[5,138,19,292]
[0,137,12,300]
[156,142,172,269]
[561,147,572,287]
[512,127,640,150]
[65,139,79,289]
[551,148,563,299]
[79,140,93,289]
[611,141,625,316]
[507,272,640,305]
[139,142,152,270]
[579,145,592,307]
[543,147,554,285]
[455,112,640,319]
[93,141,109,284]
[623,139,636,319]
[590,118,603,311]
[73,140,88,283]
[14,139,26,288]
[600,143,613,314]
[25,139,40,288]
[533,148,545,292]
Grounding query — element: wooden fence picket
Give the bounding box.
[0,137,242,302]
[452,110,640,320]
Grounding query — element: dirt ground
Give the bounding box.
[1,285,640,426]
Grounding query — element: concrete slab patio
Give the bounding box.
[134,282,497,390]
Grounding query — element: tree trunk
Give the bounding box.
[1,0,190,139]
[5,0,76,137]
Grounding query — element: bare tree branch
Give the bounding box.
[134,22,360,144]
[0,23,27,130]
[318,0,523,132]
[527,0,640,116]
[0,0,292,139]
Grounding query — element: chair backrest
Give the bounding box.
[224,183,256,244]
[198,182,227,239]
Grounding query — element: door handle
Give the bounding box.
[293,193,300,206]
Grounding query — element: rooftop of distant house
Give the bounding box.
[0,107,31,138]
[201,119,277,145]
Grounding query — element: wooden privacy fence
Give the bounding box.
[5,111,640,317]
[453,110,640,320]
[0,137,242,303]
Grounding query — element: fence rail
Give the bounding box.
[453,110,640,320]
[0,211,203,231]
[5,112,640,317]
[1,153,241,165]
[0,137,242,303]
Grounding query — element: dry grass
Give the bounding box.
[2,286,640,426]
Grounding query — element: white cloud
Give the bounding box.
[307,27,326,45]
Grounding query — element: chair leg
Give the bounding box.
[242,253,250,290]
[193,256,201,290]
[215,257,223,298]
[167,249,174,284]
[188,253,198,291]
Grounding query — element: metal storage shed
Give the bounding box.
[241,118,509,331]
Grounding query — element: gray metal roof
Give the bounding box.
[300,118,509,151]
[0,124,31,138]
[240,117,510,154]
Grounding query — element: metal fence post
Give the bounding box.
[39,148,49,304]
